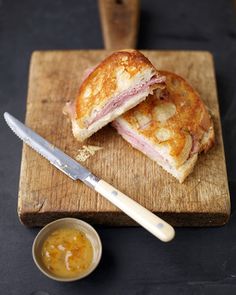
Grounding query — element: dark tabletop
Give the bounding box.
[1,0,236,294]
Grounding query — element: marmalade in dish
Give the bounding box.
[41,228,93,278]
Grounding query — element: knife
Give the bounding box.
[4,112,175,242]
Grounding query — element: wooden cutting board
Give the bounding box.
[18,50,230,227]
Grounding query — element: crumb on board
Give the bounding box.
[75,145,103,162]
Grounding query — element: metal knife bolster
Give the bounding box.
[83,173,100,189]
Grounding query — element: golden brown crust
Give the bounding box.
[120,71,215,164]
[75,50,158,127]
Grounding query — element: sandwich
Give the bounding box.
[112,71,215,183]
[64,50,165,141]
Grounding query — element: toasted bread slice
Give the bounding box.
[112,71,215,183]
[64,50,165,141]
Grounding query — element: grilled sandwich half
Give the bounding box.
[112,71,215,183]
[64,50,165,141]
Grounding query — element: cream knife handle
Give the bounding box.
[94,180,175,242]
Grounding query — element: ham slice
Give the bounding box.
[112,120,172,170]
[114,119,201,168]
[190,134,200,154]
[87,75,165,127]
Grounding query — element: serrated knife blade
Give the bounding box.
[4,112,175,242]
[4,112,99,187]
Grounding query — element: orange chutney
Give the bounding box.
[41,228,93,278]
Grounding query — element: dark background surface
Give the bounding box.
[1,0,236,294]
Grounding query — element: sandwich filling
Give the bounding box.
[63,75,165,127]
[112,119,174,171]
[87,75,165,127]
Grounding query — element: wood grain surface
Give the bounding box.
[18,50,230,227]
[99,0,139,49]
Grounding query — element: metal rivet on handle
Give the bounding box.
[156,223,164,229]
[111,190,118,196]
